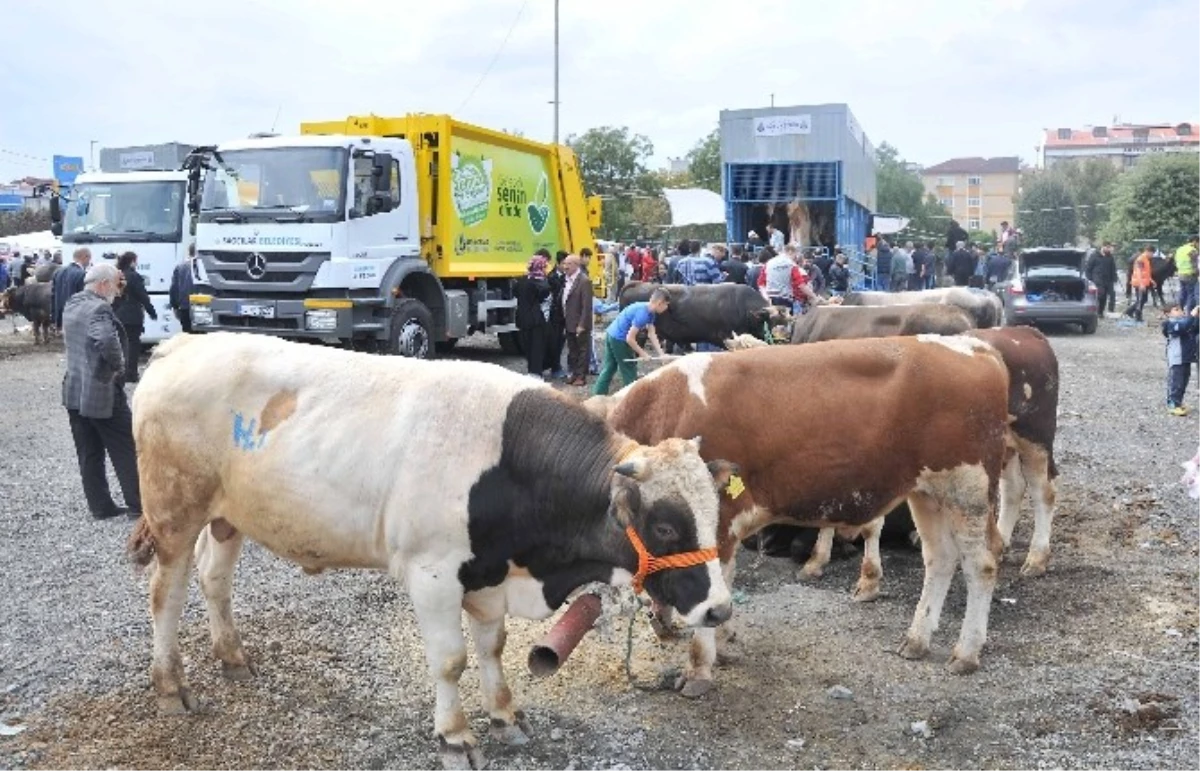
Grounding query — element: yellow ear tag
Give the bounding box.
[726,474,745,500]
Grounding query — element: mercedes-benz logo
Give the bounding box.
[246,252,268,280]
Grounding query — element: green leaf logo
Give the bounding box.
[527,172,550,234]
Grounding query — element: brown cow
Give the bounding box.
[790,303,977,344]
[795,327,1060,585]
[600,337,1012,695]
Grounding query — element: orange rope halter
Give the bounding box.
[624,525,718,594]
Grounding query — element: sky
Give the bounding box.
[2,0,1198,183]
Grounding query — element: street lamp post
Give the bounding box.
[552,0,559,144]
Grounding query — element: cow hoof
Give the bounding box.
[489,712,533,746]
[221,660,259,681]
[798,565,824,580]
[156,688,199,715]
[947,651,980,675]
[675,675,715,699]
[438,738,486,770]
[897,637,929,661]
[1020,555,1048,577]
[851,583,880,603]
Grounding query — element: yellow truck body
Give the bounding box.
[300,114,601,281]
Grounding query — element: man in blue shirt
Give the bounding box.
[676,242,722,286]
[591,288,669,396]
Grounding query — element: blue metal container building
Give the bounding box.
[720,104,876,260]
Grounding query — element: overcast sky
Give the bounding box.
[2,0,1198,182]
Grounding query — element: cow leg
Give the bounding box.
[195,521,256,680]
[851,519,884,602]
[406,565,483,771]
[798,527,835,579]
[898,493,958,662]
[947,514,1002,674]
[149,546,199,715]
[996,452,1025,551]
[1019,446,1056,577]
[678,626,717,698]
[464,588,531,746]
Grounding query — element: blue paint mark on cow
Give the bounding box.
[232,412,267,451]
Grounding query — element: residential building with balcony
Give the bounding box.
[919,157,1019,235]
[1037,122,1198,169]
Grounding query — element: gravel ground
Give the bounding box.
[0,315,1196,770]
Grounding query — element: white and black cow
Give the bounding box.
[619,281,787,348]
[128,332,736,770]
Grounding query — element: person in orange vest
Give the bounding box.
[1125,245,1157,322]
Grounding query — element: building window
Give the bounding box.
[1057,128,1072,140]
[968,218,981,230]
[938,197,953,208]
[968,176,982,186]
[968,197,981,207]
[937,176,953,187]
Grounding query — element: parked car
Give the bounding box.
[999,247,1098,334]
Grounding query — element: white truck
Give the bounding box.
[50,143,195,342]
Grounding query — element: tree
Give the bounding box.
[566,127,660,239]
[0,209,51,238]
[1099,154,1200,252]
[1017,174,1077,247]
[686,129,720,193]
[875,143,952,244]
[1049,158,1119,242]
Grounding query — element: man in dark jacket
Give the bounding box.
[947,241,975,287]
[62,263,141,520]
[53,247,90,329]
[1085,242,1118,315]
[874,238,893,291]
[169,245,197,332]
[945,220,969,252]
[721,245,749,284]
[546,251,568,378]
[560,254,594,387]
[827,252,851,294]
[112,252,158,383]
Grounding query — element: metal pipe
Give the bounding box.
[527,592,602,677]
[552,0,560,144]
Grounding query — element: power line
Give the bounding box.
[456,0,530,113]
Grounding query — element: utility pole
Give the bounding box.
[770,93,775,107]
[552,0,560,144]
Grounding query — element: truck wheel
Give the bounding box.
[388,299,434,359]
[498,331,524,356]
[1081,316,1098,335]
[434,339,458,354]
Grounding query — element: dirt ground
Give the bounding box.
[0,315,1196,770]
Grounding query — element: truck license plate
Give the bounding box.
[238,303,275,319]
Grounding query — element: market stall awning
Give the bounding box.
[661,188,725,226]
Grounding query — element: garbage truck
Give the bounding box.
[49,143,196,342]
[186,114,601,357]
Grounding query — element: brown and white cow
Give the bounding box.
[593,336,1012,695]
[783,326,1060,587]
[789,303,977,344]
[128,332,736,769]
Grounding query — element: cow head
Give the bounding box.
[610,437,736,628]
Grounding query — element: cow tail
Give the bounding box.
[127,517,158,572]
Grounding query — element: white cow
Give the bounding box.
[129,332,736,769]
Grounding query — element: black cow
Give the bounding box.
[1126,256,1177,308]
[618,281,785,349]
[4,283,53,344]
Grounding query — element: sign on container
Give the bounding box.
[753,114,812,137]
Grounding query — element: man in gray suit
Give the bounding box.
[62,263,142,520]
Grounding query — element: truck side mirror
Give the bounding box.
[372,154,394,193]
[49,195,63,236]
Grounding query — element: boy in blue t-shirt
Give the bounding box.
[591,288,670,396]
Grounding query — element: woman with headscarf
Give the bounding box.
[514,252,552,378]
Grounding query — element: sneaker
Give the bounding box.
[1170,405,1190,417]
[118,507,142,519]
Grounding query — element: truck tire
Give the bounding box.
[1080,316,1098,335]
[498,331,524,356]
[434,339,458,354]
[387,299,434,359]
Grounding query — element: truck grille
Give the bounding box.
[200,250,329,293]
[218,315,300,330]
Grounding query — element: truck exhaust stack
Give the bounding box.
[527,592,603,677]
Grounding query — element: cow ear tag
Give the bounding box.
[726,474,745,500]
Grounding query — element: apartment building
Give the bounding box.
[1038,122,1198,169]
[920,157,1019,235]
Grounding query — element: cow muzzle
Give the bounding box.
[624,526,731,627]
[624,525,718,595]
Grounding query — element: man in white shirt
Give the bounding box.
[767,225,786,251]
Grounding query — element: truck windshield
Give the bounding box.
[62,181,185,243]
[200,147,346,221]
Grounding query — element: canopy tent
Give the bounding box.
[871,214,911,236]
[661,188,725,226]
[0,230,62,254]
